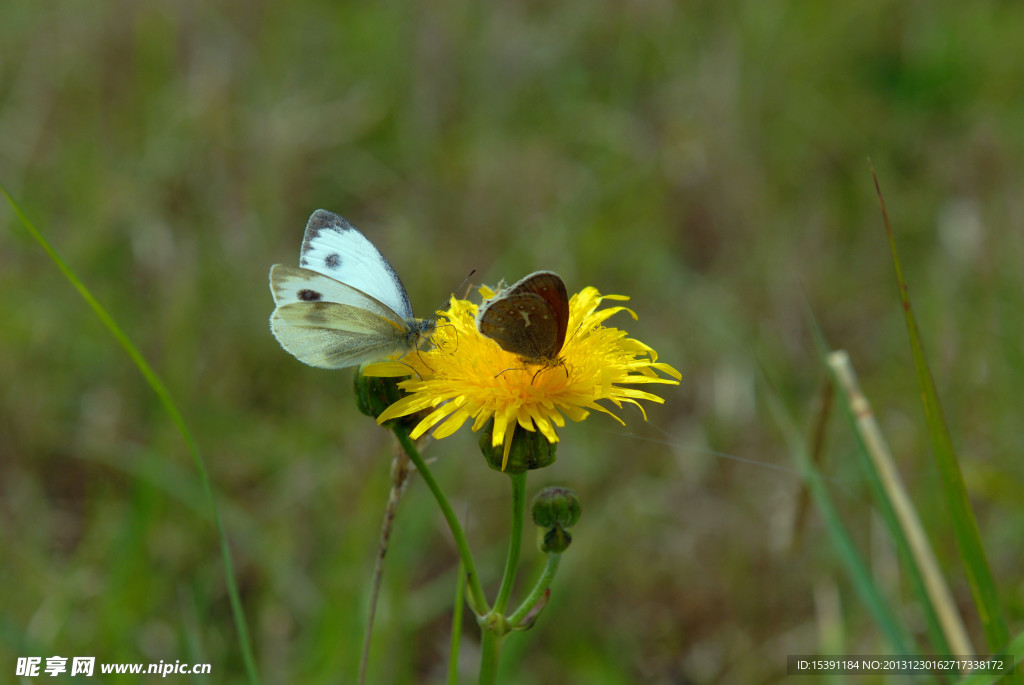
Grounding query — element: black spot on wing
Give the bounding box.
[297,289,322,302]
[295,208,415,319]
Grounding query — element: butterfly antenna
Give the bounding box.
[565,320,586,346]
[415,270,475,367]
[426,269,477,321]
[358,447,414,685]
[458,269,478,300]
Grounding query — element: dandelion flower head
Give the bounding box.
[368,281,681,469]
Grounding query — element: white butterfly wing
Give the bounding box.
[298,209,415,320]
[271,301,415,369]
[269,264,418,369]
[270,264,404,319]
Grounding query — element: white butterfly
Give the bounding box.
[269,209,436,369]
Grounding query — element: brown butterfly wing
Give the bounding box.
[477,271,569,363]
[477,292,561,361]
[508,272,569,353]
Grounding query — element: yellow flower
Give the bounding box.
[367,283,681,470]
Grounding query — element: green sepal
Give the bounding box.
[353,366,414,428]
[539,525,572,553]
[478,419,557,473]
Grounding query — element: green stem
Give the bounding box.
[508,553,561,627]
[476,471,525,684]
[448,557,465,685]
[493,471,527,614]
[478,626,502,685]
[391,426,489,614]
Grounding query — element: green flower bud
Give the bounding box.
[531,486,581,529]
[539,524,572,553]
[353,367,415,428]
[478,419,557,473]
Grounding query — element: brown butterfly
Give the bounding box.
[475,271,570,367]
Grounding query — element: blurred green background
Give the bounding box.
[3,1,1023,683]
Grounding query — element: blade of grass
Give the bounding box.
[790,376,834,550]
[871,167,1012,661]
[807,297,969,676]
[827,349,971,657]
[760,366,918,656]
[2,186,261,684]
[953,631,1024,685]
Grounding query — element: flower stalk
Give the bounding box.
[494,471,527,613]
[509,553,561,628]
[478,627,503,685]
[391,425,489,614]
